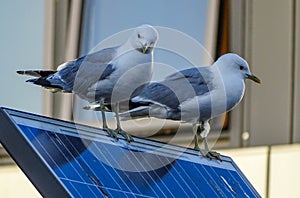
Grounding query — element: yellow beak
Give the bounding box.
[142,45,148,54]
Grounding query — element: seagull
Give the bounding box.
[121,53,260,158]
[17,24,158,142]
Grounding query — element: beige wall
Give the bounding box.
[220,144,300,198]
[0,166,40,198]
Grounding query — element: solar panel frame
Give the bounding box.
[0,107,261,197]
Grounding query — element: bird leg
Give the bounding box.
[198,120,222,161]
[100,102,108,129]
[192,123,200,150]
[114,102,134,142]
[200,121,210,152]
[99,101,118,140]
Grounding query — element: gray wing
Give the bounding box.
[27,47,118,95]
[70,48,119,98]
[133,67,213,109]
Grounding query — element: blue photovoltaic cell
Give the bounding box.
[0,107,261,197]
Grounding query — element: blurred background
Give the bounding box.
[0,0,300,197]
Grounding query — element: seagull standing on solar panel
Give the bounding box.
[121,53,260,158]
[17,24,158,142]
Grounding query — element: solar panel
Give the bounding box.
[0,107,260,197]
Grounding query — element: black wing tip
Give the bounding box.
[25,78,37,83]
[16,70,25,75]
[16,70,57,77]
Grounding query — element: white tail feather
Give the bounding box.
[120,104,168,121]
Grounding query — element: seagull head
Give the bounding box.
[216,53,261,83]
[129,24,158,54]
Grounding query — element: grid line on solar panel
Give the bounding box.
[91,142,143,196]
[18,125,76,196]
[29,127,102,197]
[130,147,173,197]
[52,132,110,197]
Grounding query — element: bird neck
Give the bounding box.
[211,63,246,111]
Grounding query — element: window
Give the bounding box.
[73,0,223,148]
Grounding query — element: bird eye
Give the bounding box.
[240,66,244,70]
[137,33,141,38]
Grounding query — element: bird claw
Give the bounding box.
[194,144,200,151]
[199,150,222,161]
[115,128,134,143]
[207,151,222,161]
[103,128,119,140]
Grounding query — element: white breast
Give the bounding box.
[87,50,153,103]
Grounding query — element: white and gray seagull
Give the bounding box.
[121,53,260,158]
[17,24,158,142]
